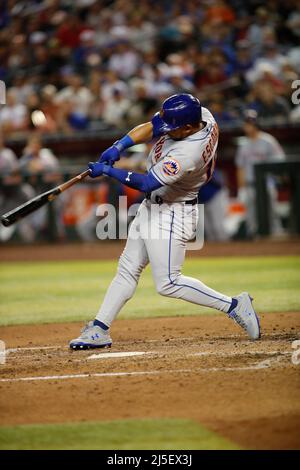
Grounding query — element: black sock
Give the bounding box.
[227,298,238,314]
[93,319,109,330]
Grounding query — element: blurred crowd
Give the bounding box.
[1,0,300,138]
[0,0,298,243]
[0,132,64,242]
[0,116,290,243]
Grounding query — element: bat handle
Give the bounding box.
[78,169,91,179]
[58,169,91,193]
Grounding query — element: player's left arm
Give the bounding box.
[98,119,163,166]
[98,110,170,165]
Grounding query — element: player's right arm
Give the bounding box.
[87,151,193,193]
[98,121,157,165]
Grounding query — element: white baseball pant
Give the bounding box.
[96,199,232,327]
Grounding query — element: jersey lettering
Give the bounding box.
[153,136,166,162]
[202,123,219,164]
[206,153,217,182]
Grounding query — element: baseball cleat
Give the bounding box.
[228,292,261,340]
[69,321,112,350]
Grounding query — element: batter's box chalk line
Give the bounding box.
[88,351,154,360]
[6,346,61,354]
[88,350,291,360]
[0,354,290,383]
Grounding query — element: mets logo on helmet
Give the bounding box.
[162,159,181,176]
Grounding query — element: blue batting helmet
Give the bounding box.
[152,93,202,135]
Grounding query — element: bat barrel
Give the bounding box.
[1,169,90,227]
[1,215,13,227]
[1,188,61,227]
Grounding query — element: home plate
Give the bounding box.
[88,351,148,360]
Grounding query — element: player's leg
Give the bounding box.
[95,221,149,327]
[145,205,260,339]
[69,209,149,349]
[146,206,232,312]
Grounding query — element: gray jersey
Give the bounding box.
[146,107,219,202]
[235,131,285,184]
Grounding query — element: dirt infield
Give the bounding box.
[1,312,299,450]
[1,238,300,262]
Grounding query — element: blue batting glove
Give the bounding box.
[98,145,120,164]
[88,161,105,178]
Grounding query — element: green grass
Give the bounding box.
[0,418,238,450]
[0,256,299,326]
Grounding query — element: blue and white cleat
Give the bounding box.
[228,292,261,340]
[69,321,112,350]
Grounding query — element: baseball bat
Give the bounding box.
[1,169,91,227]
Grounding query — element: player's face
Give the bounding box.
[167,125,194,140]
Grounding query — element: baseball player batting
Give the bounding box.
[70,93,260,350]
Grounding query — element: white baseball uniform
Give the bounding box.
[96,108,233,327]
